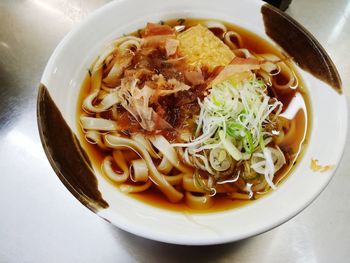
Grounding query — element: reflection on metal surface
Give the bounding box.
[328,1,350,44]
[0,0,350,261]
[6,129,43,159]
[272,225,318,263]
[29,0,62,16]
[0,41,10,49]
[28,0,87,21]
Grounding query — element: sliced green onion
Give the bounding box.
[172,76,283,186]
[243,131,254,154]
[219,130,242,161]
[212,95,221,106]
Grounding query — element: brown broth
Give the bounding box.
[76,18,311,213]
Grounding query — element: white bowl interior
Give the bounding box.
[40,0,347,245]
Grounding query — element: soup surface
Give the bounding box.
[77,18,310,212]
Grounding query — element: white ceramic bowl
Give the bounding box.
[37,0,347,245]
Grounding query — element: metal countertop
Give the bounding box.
[1,0,349,262]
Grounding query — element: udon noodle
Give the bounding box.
[78,19,309,211]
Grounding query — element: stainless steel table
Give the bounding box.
[1,0,349,262]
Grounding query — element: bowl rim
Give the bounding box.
[37,0,348,245]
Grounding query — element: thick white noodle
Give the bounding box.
[224,31,243,50]
[130,159,149,182]
[92,36,141,72]
[119,180,152,193]
[185,192,213,210]
[103,53,133,86]
[80,116,118,131]
[150,135,191,174]
[83,90,120,113]
[102,156,128,183]
[104,134,183,202]
[233,48,254,58]
[157,156,173,174]
[203,21,227,38]
[85,130,108,150]
[163,174,183,185]
[131,134,160,159]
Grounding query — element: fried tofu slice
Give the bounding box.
[177,24,235,71]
